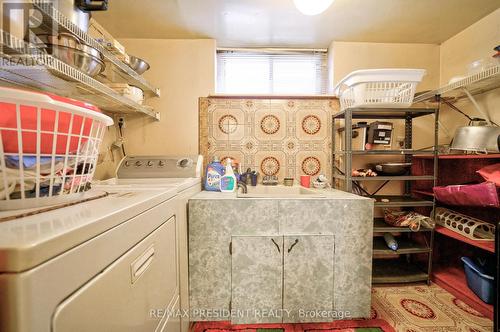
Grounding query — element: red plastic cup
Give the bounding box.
[300,175,311,188]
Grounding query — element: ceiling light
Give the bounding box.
[293,0,334,15]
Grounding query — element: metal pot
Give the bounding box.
[3,0,108,40]
[451,125,500,153]
[56,0,108,33]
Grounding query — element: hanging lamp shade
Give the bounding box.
[293,0,335,15]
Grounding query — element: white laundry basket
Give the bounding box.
[333,69,426,111]
[0,87,114,210]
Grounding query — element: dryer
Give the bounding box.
[0,187,179,332]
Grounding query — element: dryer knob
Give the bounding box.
[124,161,131,167]
[147,161,154,167]
[177,158,191,168]
[158,160,166,167]
[135,161,143,167]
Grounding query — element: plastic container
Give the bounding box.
[467,58,497,75]
[300,175,311,188]
[461,257,495,304]
[204,156,225,191]
[0,87,114,210]
[333,69,426,111]
[434,208,495,241]
[383,233,398,251]
[219,159,237,192]
[312,180,327,189]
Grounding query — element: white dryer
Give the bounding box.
[0,187,179,332]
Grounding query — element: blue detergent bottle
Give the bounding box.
[204,156,225,191]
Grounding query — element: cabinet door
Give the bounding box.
[231,236,283,324]
[284,235,334,323]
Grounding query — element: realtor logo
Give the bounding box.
[1,0,58,52]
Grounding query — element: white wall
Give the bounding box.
[438,8,500,135]
[440,8,500,85]
[94,39,216,179]
[331,41,440,91]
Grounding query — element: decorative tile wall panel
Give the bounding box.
[199,98,339,182]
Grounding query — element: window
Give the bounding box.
[216,49,328,95]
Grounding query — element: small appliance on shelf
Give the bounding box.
[367,121,393,145]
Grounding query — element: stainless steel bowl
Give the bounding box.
[37,33,105,78]
[44,44,105,77]
[36,33,81,49]
[128,56,150,75]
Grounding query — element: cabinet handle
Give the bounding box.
[287,239,299,253]
[271,238,281,253]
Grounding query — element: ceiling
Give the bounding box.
[93,0,500,48]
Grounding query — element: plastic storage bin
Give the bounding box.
[333,69,426,111]
[461,256,495,304]
[0,87,114,210]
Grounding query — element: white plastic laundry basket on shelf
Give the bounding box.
[0,87,114,210]
[333,69,426,111]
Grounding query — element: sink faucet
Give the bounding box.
[237,181,248,194]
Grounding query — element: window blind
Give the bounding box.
[216,49,328,95]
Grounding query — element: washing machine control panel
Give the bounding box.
[117,155,203,179]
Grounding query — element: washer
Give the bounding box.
[94,155,203,332]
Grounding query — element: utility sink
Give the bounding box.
[237,185,325,198]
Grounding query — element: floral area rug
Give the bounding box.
[192,284,493,332]
[371,284,493,331]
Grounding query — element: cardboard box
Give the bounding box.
[88,18,126,56]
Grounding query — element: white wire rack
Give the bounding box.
[31,0,161,98]
[0,87,113,210]
[0,30,160,120]
[414,64,500,102]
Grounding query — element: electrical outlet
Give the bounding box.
[117,116,126,128]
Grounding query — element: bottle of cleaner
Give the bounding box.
[204,156,225,191]
[219,159,237,192]
[383,233,398,251]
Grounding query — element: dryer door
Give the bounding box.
[52,216,179,332]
